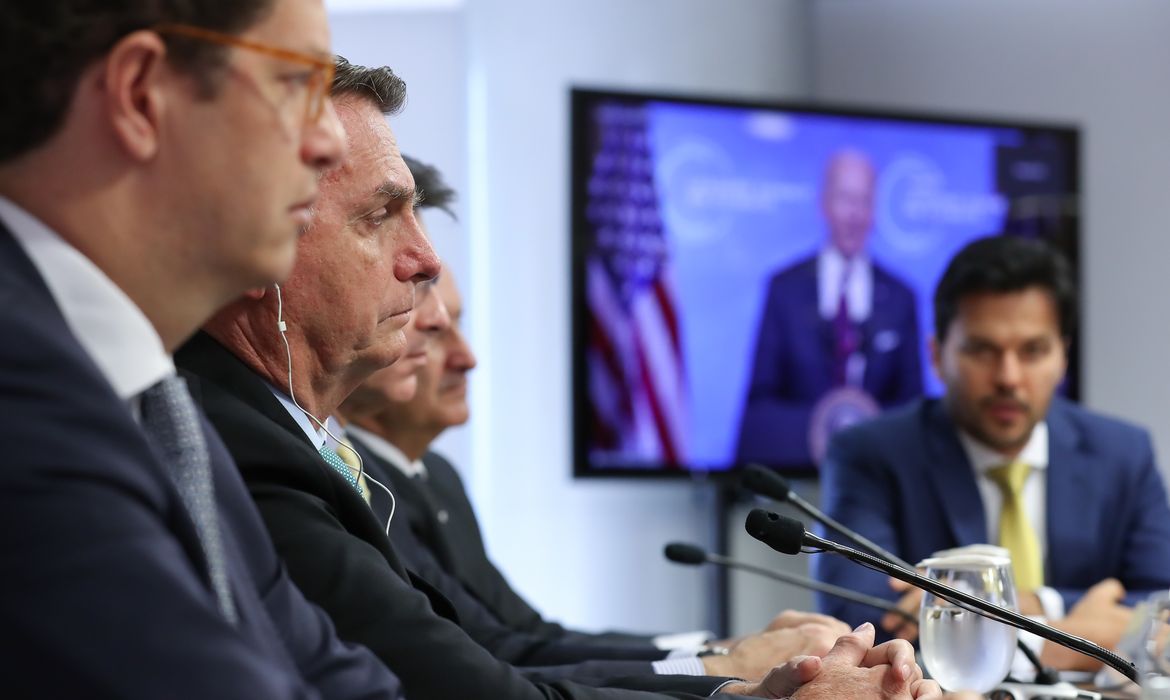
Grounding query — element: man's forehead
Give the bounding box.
[245,0,332,58]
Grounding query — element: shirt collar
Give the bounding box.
[958,421,1049,474]
[346,424,428,479]
[821,244,870,270]
[0,197,173,400]
[267,383,327,450]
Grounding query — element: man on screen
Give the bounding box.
[736,149,922,468]
[814,235,1170,670]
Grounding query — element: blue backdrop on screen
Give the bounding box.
[572,89,1078,475]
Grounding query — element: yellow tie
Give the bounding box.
[987,460,1043,592]
[336,439,373,506]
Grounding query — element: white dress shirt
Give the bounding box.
[958,423,1064,679]
[0,197,173,407]
[817,246,873,322]
[347,424,428,479]
[268,384,328,449]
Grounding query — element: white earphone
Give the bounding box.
[273,283,396,534]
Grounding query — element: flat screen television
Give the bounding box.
[570,87,1079,477]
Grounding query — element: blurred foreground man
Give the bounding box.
[0,1,407,697]
[816,235,1170,670]
[176,59,941,700]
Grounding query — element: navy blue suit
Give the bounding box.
[813,397,1170,631]
[0,222,399,699]
[737,255,922,466]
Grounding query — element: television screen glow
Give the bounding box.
[571,88,1079,476]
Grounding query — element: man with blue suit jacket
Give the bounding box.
[737,150,922,467]
[814,235,1170,670]
[0,3,408,697]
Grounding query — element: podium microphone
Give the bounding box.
[744,509,1138,683]
[664,542,915,624]
[741,464,913,569]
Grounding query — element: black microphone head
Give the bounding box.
[741,464,793,503]
[663,542,708,566]
[745,509,806,555]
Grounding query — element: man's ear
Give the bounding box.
[928,335,943,381]
[101,30,170,162]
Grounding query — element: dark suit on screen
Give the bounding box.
[176,332,736,700]
[736,254,922,466]
[0,222,399,698]
[812,397,1170,631]
[356,441,662,648]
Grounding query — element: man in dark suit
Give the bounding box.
[339,158,754,649]
[0,3,406,697]
[177,57,940,700]
[737,149,922,467]
[814,235,1170,670]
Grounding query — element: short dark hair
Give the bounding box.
[1,1,274,164]
[403,155,457,220]
[331,56,407,116]
[934,235,1076,342]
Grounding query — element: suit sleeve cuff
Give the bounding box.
[710,679,750,696]
[1035,586,1066,620]
[1010,591,1062,684]
[652,630,712,651]
[652,657,705,676]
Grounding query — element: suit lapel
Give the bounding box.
[1043,401,1095,583]
[922,402,988,546]
[177,333,311,447]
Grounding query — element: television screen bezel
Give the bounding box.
[569,86,1081,479]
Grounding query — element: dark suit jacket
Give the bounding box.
[176,333,734,700]
[361,444,661,648]
[0,223,398,698]
[812,397,1170,631]
[351,441,667,669]
[737,254,922,466]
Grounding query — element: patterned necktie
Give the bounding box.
[319,443,368,502]
[140,375,238,624]
[987,460,1044,592]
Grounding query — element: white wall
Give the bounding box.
[329,8,475,466]
[811,0,1170,484]
[464,0,812,633]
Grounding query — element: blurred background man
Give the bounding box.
[815,235,1170,670]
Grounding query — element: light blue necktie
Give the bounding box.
[140,375,238,624]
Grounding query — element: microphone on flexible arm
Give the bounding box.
[744,509,1138,683]
[741,464,1059,684]
[741,464,914,569]
[664,542,916,625]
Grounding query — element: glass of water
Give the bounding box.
[919,554,1018,693]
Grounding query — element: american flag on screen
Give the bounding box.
[584,102,689,467]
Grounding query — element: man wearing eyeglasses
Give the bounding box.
[0,2,406,698]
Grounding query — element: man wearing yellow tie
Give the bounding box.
[813,235,1170,671]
